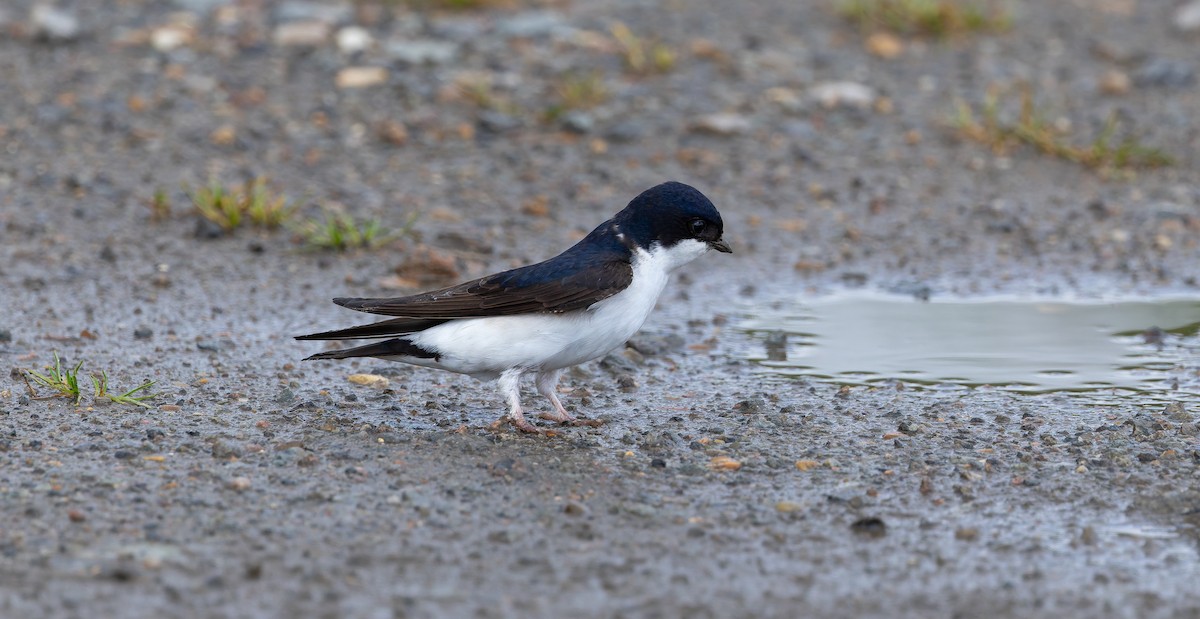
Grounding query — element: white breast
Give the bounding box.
[407,239,710,379]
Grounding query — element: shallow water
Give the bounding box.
[739,292,1200,398]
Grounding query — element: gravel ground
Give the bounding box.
[1,1,1199,617]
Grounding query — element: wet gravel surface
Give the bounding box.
[2,1,1199,617]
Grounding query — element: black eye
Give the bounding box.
[689,219,707,235]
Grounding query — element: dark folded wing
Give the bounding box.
[334,259,632,318]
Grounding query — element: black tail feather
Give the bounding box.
[295,316,448,341]
[302,337,439,361]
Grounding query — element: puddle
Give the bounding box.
[738,292,1200,399]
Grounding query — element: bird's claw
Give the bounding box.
[537,411,603,427]
[490,415,547,435]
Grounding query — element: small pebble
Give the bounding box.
[810,81,875,109]
[336,26,372,54]
[865,32,903,58]
[1099,70,1131,95]
[336,67,388,89]
[708,455,742,471]
[273,21,330,47]
[227,476,252,492]
[31,4,80,42]
[347,374,389,389]
[775,501,803,513]
[850,517,887,538]
[1175,1,1200,32]
[384,39,459,65]
[690,113,751,136]
[955,527,979,541]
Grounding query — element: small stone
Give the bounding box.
[227,476,251,492]
[708,455,742,471]
[131,325,153,339]
[336,67,388,89]
[384,39,459,65]
[348,374,389,389]
[151,25,192,52]
[690,113,752,136]
[810,81,875,109]
[560,111,594,134]
[194,218,224,239]
[1099,70,1131,95]
[1164,402,1190,421]
[865,32,903,58]
[0,329,11,343]
[209,124,236,146]
[196,339,224,352]
[764,87,802,112]
[1174,1,1200,32]
[478,110,521,133]
[850,517,886,538]
[211,440,242,459]
[31,4,81,42]
[336,26,372,54]
[563,501,589,516]
[1134,57,1195,89]
[68,509,86,523]
[733,398,766,414]
[171,0,226,13]
[394,246,460,285]
[272,21,330,47]
[496,11,569,38]
[795,459,820,471]
[274,388,296,404]
[775,501,803,513]
[378,120,409,145]
[604,120,645,142]
[955,527,979,541]
[274,1,350,24]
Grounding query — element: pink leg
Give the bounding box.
[488,368,544,434]
[536,369,603,427]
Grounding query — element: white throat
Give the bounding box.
[638,238,712,273]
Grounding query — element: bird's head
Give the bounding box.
[614,181,731,268]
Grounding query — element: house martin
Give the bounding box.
[297,181,731,433]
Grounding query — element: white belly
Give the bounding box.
[406,244,683,379]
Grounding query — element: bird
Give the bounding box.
[296,181,731,433]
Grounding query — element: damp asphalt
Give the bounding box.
[1,1,1199,617]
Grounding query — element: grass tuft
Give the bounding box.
[952,86,1173,171]
[92,372,158,408]
[296,210,415,251]
[26,352,84,405]
[26,353,158,408]
[148,187,172,221]
[553,71,609,110]
[544,71,610,121]
[837,0,1011,37]
[187,177,296,232]
[611,22,676,75]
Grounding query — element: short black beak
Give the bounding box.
[709,239,732,254]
